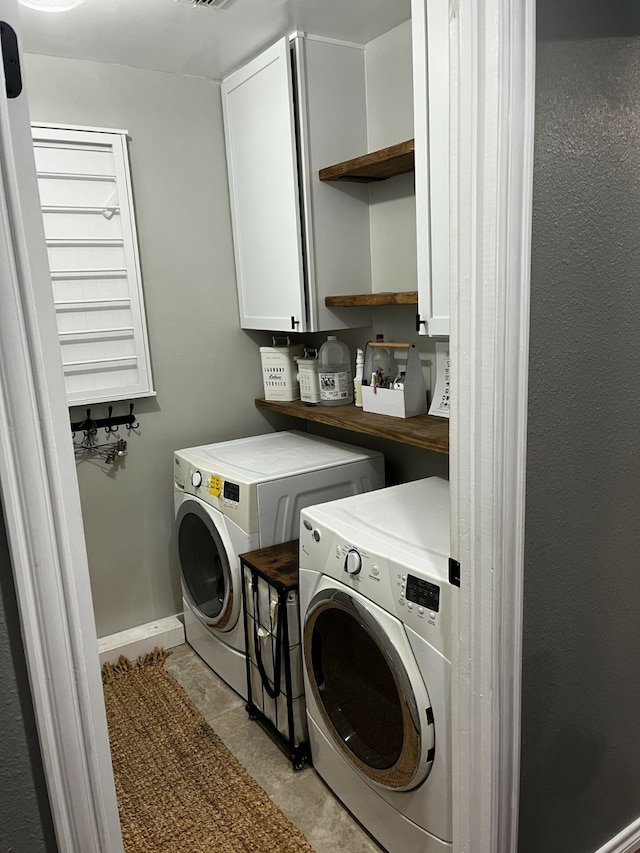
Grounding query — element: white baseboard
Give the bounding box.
[594,816,640,853]
[98,614,185,666]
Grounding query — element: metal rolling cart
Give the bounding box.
[240,539,311,771]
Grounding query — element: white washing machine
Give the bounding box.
[174,430,384,699]
[299,477,452,853]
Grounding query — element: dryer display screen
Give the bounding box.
[223,481,240,502]
[406,575,440,611]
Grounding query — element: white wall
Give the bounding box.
[363,20,436,404]
[303,21,445,485]
[365,20,417,295]
[23,54,270,637]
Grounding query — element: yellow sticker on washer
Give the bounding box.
[208,475,222,497]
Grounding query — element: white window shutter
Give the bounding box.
[32,124,155,406]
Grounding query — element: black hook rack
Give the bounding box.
[70,403,139,469]
[70,403,139,436]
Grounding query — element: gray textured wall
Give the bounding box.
[520,2,640,851]
[0,507,57,852]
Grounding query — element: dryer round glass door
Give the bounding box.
[304,588,435,791]
[177,500,235,630]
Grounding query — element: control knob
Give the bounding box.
[191,470,203,488]
[344,548,362,575]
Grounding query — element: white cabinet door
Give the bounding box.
[293,36,371,333]
[222,38,307,332]
[413,0,450,337]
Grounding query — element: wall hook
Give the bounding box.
[82,408,98,441]
[105,405,119,435]
[126,403,139,430]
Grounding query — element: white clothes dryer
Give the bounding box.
[299,477,452,853]
[174,431,384,699]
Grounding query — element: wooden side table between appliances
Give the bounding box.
[240,540,311,771]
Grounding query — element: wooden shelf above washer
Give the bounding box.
[325,291,418,308]
[255,398,449,455]
[319,139,415,183]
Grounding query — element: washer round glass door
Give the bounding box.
[304,588,434,791]
[177,499,235,630]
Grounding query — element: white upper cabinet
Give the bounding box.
[222,34,372,333]
[412,0,450,338]
[222,40,305,332]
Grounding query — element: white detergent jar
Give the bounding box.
[318,335,353,406]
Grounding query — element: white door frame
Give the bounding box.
[0,0,536,851]
[0,4,124,851]
[450,0,535,851]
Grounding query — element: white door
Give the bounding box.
[412,0,450,338]
[221,37,307,333]
[0,6,123,850]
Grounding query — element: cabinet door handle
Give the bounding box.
[291,316,300,331]
[416,313,427,333]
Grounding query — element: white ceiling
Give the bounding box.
[18,0,412,81]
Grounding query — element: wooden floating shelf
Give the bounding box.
[319,139,415,184]
[255,398,449,455]
[325,291,418,308]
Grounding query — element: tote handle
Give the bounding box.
[252,577,282,700]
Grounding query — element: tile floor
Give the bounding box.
[165,643,384,853]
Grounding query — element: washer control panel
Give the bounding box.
[327,536,444,636]
[344,549,362,575]
[332,541,382,585]
[397,572,440,622]
[406,573,440,612]
[300,514,451,659]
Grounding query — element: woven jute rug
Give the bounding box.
[102,649,315,853]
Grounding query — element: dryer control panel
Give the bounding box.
[174,452,259,536]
